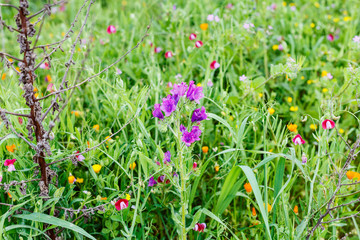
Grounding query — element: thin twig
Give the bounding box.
[322,211,360,224]
[0,3,20,11]
[0,109,31,118]
[26,1,67,20]
[0,52,23,62]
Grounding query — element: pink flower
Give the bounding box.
[154,47,162,53]
[352,35,360,43]
[226,3,234,9]
[210,60,220,70]
[292,134,305,145]
[207,81,213,87]
[75,151,85,161]
[322,119,335,130]
[193,223,206,232]
[278,44,284,51]
[165,51,173,58]
[107,25,116,34]
[214,16,220,22]
[0,175,2,183]
[195,41,203,48]
[40,62,50,69]
[4,159,16,172]
[193,162,198,170]
[239,74,247,81]
[189,33,197,40]
[327,34,334,42]
[47,83,55,92]
[18,117,23,125]
[115,199,129,210]
[207,14,214,21]
[327,73,333,80]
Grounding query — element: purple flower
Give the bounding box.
[157,175,165,183]
[191,106,208,122]
[191,126,202,141]
[152,104,164,120]
[186,81,204,104]
[171,82,188,97]
[180,125,202,147]
[182,131,195,147]
[160,95,176,117]
[180,124,187,133]
[173,172,179,177]
[207,81,213,87]
[148,176,157,187]
[164,151,171,163]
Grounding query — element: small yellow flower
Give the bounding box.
[35,93,39,98]
[6,144,16,153]
[105,136,112,142]
[287,123,298,132]
[321,70,328,77]
[77,178,84,183]
[93,124,100,131]
[287,97,293,103]
[49,33,54,38]
[200,23,208,31]
[294,23,298,28]
[61,32,65,37]
[229,116,234,121]
[307,80,313,85]
[33,87,38,92]
[339,128,344,134]
[289,3,295,7]
[282,1,287,6]
[310,23,315,28]
[202,146,209,153]
[310,124,317,130]
[327,15,332,20]
[15,67,20,72]
[215,165,220,172]
[92,164,102,173]
[272,44,279,51]
[333,18,340,23]
[268,108,275,115]
[290,106,298,112]
[343,16,352,22]
[8,58,13,63]
[68,175,76,184]
[1,73,6,80]
[129,162,136,170]
[196,83,202,87]
[269,149,273,153]
[322,88,328,93]
[126,194,131,201]
[301,76,305,80]
[259,93,263,98]
[314,2,320,8]
[71,111,80,117]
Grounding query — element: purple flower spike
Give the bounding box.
[191,106,208,123]
[180,124,187,133]
[180,125,202,147]
[152,104,164,120]
[190,126,202,141]
[148,176,157,187]
[160,95,177,117]
[186,81,204,104]
[164,151,171,163]
[171,82,188,97]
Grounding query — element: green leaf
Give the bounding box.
[5,225,51,240]
[13,213,96,240]
[202,209,239,240]
[208,113,237,143]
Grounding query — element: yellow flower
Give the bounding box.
[314,2,320,8]
[229,116,234,121]
[122,0,127,6]
[339,128,344,134]
[264,203,272,212]
[105,136,112,142]
[8,58,13,63]
[287,97,293,103]
[327,15,332,20]
[61,32,65,37]
[77,178,84,183]
[49,33,54,38]
[196,83,202,87]
[35,93,39,98]
[322,88,328,93]
[307,80,313,84]
[268,108,275,115]
[200,23,208,31]
[272,44,279,51]
[346,171,356,180]
[301,76,305,80]
[244,183,252,193]
[46,74,52,82]
[269,149,273,153]
[71,111,80,117]
[1,73,6,80]
[214,165,220,172]
[310,23,315,28]
[290,106,298,112]
[321,70,328,77]
[202,146,209,153]
[259,93,263,98]
[294,23,298,28]
[6,144,16,152]
[15,67,20,72]
[129,162,136,170]
[93,124,100,131]
[68,175,76,184]
[343,16,352,22]
[282,2,287,6]
[126,194,131,201]
[287,123,298,132]
[333,18,340,23]
[310,124,317,130]
[294,205,299,214]
[92,164,102,173]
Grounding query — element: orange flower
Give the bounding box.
[7,192,12,198]
[287,123,298,132]
[244,183,252,193]
[6,144,16,153]
[101,197,107,201]
[214,165,219,172]
[1,73,6,80]
[346,171,356,180]
[252,207,256,216]
[294,205,299,214]
[264,203,272,212]
[93,124,100,131]
[202,146,209,153]
[200,23,208,30]
[354,172,360,181]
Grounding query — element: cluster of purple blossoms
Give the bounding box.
[180,125,202,147]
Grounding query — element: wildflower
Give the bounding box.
[307,80,313,84]
[200,23,208,30]
[287,123,297,132]
[344,16,352,22]
[327,34,334,42]
[287,97,293,103]
[148,176,157,187]
[180,125,202,147]
[7,192,12,198]
[152,103,165,120]
[193,223,206,232]
[346,171,356,180]
[191,106,208,122]
[214,16,220,22]
[107,25,116,34]
[214,164,219,172]
[105,136,112,142]
[68,175,76,184]
[93,124,100,131]
[252,207,257,216]
[202,146,209,153]
[154,47,162,53]
[46,83,55,92]
[353,36,360,43]
[129,162,136,170]
[259,93,263,98]
[195,40,203,48]
[76,151,85,161]
[244,182,252,193]
[6,144,16,152]
[268,108,275,115]
[294,205,299,214]
[278,44,284,51]
[45,75,52,82]
[1,73,6,80]
[157,175,165,183]
[239,74,247,81]
[116,68,122,75]
[39,62,50,69]
[189,33,197,40]
[321,70,328,77]
[264,203,272,212]
[164,151,171,163]
[290,106,298,112]
[207,14,214,21]
[77,178,84,183]
[292,134,305,145]
[115,199,129,210]
[92,164,102,173]
[301,153,307,164]
[101,197,107,201]
[0,175,2,183]
[310,23,315,28]
[210,60,220,70]
[193,162,198,170]
[207,81,213,87]
[339,128,344,134]
[126,194,131,201]
[226,3,234,9]
[186,81,204,104]
[314,2,320,8]
[71,111,80,117]
[272,44,279,50]
[171,82,188,98]
[243,23,251,29]
[4,159,16,172]
[326,73,333,80]
[322,88,328,93]
[165,51,173,58]
[160,95,176,117]
[322,119,335,130]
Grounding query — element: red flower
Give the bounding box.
[115,199,129,211]
[193,223,206,232]
[292,134,305,145]
[189,33,197,40]
[165,51,173,58]
[195,41,203,48]
[322,119,335,129]
[107,25,116,34]
[210,60,220,70]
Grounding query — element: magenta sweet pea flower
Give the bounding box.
[292,134,305,145]
[75,151,85,161]
[164,151,171,163]
[193,223,206,232]
[107,25,116,34]
[157,175,165,183]
[39,62,49,69]
[154,47,162,53]
[148,176,157,187]
[327,34,334,42]
[322,119,335,129]
[4,159,16,172]
[115,199,128,210]
[160,95,176,117]
[193,162,198,170]
[189,33,197,40]
[182,130,195,147]
[191,106,208,122]
[195,41,203,48]
[152,103,164,120]
[165,51,173,58]
[210,60,220,70]
[186,81,204,104]
[0,175,2,183]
